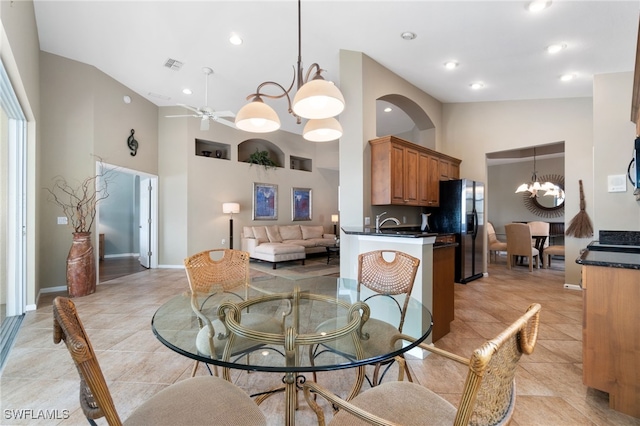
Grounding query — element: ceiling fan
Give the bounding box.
[165,67,236,131]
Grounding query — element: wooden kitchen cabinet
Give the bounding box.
[371,136,460,206]
[581,264,640,418]
[439,158,460,180]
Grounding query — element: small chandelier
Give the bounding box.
[515,147,554,197]
[235,0,345,142]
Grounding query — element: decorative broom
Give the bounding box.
[565,179,593,238]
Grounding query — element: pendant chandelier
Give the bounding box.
[234,0,345,142]
[515,147,554,197]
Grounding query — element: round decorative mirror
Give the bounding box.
[522,174,565,218]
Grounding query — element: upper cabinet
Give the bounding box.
[370,136,461,206]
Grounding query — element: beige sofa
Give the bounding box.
[241,224,336,268]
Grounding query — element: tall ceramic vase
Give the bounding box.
[67,232,96,297]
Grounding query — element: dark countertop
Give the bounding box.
[576,241,640,270]
[342,226,437,239]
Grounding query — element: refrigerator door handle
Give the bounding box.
[472,209,478,238]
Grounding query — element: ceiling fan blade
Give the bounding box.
[213,116,237,129]
[165,114,200,118]
[200,117,210,131]
[177,103,202,114]
[213,110,236,118]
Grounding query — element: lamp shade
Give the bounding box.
[303,117,343,142]
[222,202,240,214]
[331,214,339,223]
[293,79,345,119]
[235,99,281,133]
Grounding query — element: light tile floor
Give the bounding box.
[1,258,639,425]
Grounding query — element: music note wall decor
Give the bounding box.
[127,129,138,156]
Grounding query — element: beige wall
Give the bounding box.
[1,0,40,307]
[158,107,340,266]
[593,72,639,231]
[442,98,593,284]
[38,52,159,290]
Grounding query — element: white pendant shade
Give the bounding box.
[235,100,280,133]
[303,117,343,142]
[293,80,345,119]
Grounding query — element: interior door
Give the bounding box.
[139,178,151,268]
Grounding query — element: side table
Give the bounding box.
[326,245,340,264]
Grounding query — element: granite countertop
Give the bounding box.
[576,238,640,270]
[342,226,437,239]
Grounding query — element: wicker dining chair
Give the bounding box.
[310,250,420,388]
[505,223,540,271]
[53,296,266,426]
[184,249,283,377]
[487,221,507,263]
[303,303,541,426]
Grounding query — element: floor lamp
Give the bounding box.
[331,214,339,236]
[222,203,240,249]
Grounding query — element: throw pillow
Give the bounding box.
[301,225,324,240]
[252,226,269,244]
[266,225,283,243]
[243,226,255,239]
[279,225,303,241]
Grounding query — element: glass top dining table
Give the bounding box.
[152,275,432,426]
[151,275,433,373]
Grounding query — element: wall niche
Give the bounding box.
[238,139,284,168]
[195,138,230,159]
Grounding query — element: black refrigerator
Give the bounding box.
[430,179,484,284]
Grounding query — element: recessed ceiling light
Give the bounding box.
[560,73,576,82]
[182,88,192,95]
[546,43,567,54]
[470,82,484,90]
[527,0,551,12]
[384,107,392,113]
[123,95,131,104]
[229,33,243,46]
[444,61,459,70]
[401,31,417,41]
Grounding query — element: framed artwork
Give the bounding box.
[253,182,278,220]
[292,187,312,221]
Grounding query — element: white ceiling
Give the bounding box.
[33,1,639,136]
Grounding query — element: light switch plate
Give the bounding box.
[607,174,626,192]
[57,216,68,225]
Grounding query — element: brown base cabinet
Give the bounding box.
[432,243,455,341]
[581,265,640,418]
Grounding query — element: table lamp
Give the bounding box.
[331,214,339,235]
[222,202,240,249]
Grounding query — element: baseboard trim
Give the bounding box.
[563,283,582,291]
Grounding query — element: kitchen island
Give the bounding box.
[576,235,640,419]
[341,227,450,354]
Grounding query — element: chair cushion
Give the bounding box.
[195,314,282,357]
[329,381,456,426]
[124,376,266,425]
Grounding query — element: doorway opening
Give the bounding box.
[97,163,158,283]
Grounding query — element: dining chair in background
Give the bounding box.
[544,244,565,268]
[527,221,550,267]
[184,249,283,377]
[303,303,541,426]
[53,296,267,426]
[310,249,420,389]
[487,221,507,263]
[505,223,540,271]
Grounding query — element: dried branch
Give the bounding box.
[45,158,114,233]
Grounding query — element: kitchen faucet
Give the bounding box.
[375,212,401,232]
